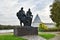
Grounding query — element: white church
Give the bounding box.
[31,14,55,28]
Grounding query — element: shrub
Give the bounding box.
[46,27,60,32]
[38,23,48,32]
[43,27,60,32]
[38,23,60,32]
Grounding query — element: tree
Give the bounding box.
[50,1,60,27]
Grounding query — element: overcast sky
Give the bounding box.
[0,0,54,25]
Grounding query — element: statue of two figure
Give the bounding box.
[16,7,33,27]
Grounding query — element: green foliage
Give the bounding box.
[38,23,48,32]
[39,23,60,32]
[50,1,60,27]
[0,35,27,40]
[41,27,60,32]
[39,33,55,40]
[47,27,60,32]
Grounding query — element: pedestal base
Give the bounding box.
[14,26,38,36]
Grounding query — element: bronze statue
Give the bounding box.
[16,7,33,26]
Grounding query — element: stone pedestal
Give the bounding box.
[14,26,38,36]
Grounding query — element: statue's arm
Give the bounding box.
[16,12,19,17]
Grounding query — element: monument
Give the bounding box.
[14,7,38,36]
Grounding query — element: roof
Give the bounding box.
[33,14,41,23]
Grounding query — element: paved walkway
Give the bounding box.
[39,32,60,40]
[49,32,60,40]
[21,35,46,40]
[49,35,60,40]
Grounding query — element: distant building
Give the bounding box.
[31,14,55,28]
[31,14,42,27]
[43,23,55,28]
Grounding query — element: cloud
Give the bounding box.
[0,0,54,25]
[37,3,54,23]
[0,0,19,25]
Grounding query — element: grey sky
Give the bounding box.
[0,0,54,25]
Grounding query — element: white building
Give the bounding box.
[31,14,55,28]
[31,14,42,27]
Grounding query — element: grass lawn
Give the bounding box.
[0,34,27,40]
[39,33,55,40]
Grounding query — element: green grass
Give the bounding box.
[0,34,27,40]
[39,33,55,40]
